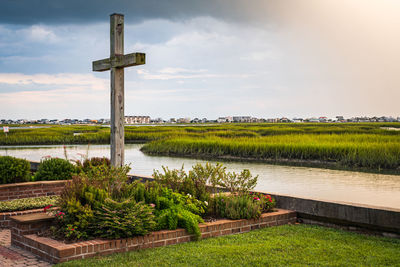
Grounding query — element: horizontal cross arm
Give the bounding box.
[92,58,111,72]
[92,53,146,72]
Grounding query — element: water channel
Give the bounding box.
[1,144,399,209]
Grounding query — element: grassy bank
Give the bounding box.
[141,134,400,170]
[56,224,400,267]
[2,123,400,172]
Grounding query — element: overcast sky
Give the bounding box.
[1,0,399,120]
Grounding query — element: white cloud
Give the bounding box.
[0,73,107,91]
[23,25,58,43]
[158,67,207,74]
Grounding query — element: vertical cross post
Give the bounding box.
[110,14,125,167]
[92,14,146,167]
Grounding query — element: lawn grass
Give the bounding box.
[56,224,400,267]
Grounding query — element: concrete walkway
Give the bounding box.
[0,229,51,267]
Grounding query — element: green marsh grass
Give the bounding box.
[2,123,400,171]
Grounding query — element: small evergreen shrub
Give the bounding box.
[34,158,77,181]
[0,156,31,184]
[93,198,156,239]
[52,165,157,241]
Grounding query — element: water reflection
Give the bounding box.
[1,144,399,209]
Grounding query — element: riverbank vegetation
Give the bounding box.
[1,123,400,172]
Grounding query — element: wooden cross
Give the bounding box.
[92,13,145,167]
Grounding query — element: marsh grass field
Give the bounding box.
[1,123,400,173]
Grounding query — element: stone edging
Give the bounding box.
[11,209,296,264]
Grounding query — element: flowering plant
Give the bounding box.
[43,204,53,212]
[250,192,276,212]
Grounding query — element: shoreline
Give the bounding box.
[141,150,400,176]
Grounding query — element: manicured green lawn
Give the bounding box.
[56,224,400,267]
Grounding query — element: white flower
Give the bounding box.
[204,201,208,206]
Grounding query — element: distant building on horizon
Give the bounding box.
[233,116,251,123]
[125,116,150,124]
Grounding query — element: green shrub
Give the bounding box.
[93,198,156,239]
[34,158,77,181]
[153,163,258,198]
[250,192,276,212]
[53,166,157,241]
[209,194,269,220]
[154,187,204,240]
[153,163,227,201]
[0,195,59,212]
[76,157,111,174]
[119,181,206,240]
[0,156,31,184]
[219,169,258,195]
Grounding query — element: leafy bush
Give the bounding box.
[76,157,111,174]
[153,163,225,201]
[119,181,206,240]
[154,187,204,240]
[0,195,59,212]
[34,158,77,181]
[219,169,258,195]
[93,198,156,239]
[153,163,258,198]
[250,192,276,212]
[208,193,275,220]
[53,165,157,241]
[0,156,31,184]
[209,194,261,220]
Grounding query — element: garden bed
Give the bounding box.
[10,209,296,264]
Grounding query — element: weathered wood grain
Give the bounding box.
[92,13,146,167]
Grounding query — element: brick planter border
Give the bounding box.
[11,209,296,264]
[0,208,45,228]
[0,180,68,201]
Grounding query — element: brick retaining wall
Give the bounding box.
[10,209,296,264]
[0,181,68,201]
[0,208,44,228]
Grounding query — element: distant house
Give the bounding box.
[308,118,320,123]
[233,116,251,123]
[318,117,328,123]
[292,118,303,123]
[191,118,201,123]
[217,116,233,123]
[151,118,164,124]
[125,116,151,124]
[177,118,191,124]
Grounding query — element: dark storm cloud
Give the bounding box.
[0,0,269,25]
